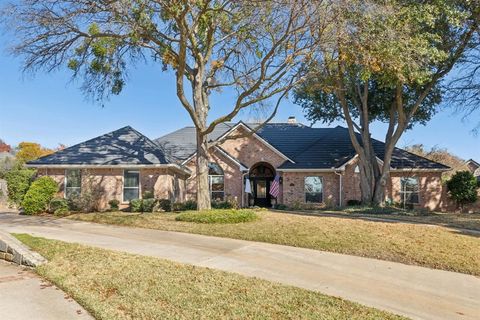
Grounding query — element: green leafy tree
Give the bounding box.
[1,0,323,209]
[4,168,36,206]
[446,171,479,209]
[295,0,479,205]
[22,176,59,215]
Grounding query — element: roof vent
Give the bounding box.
[287,116,297,124]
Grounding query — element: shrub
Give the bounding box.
[183,200,197,210]
[447,171,479,209]
[49,198,69,214]
[172,200,197,212]
[66,170,103,212]
[4,169,36,206]
[158,199,172,212]
[172,202,185,211]
[108,199,120,211]
[274,204,288,210]
[211,200,234,209]
[21,177,58,215]
[175,209,258,224]
[130,199,143,212]
[54,207,70,217]
[67,196,80,212]
[347,199,362,206]
[142,198,156,213]
[143,191,154,199]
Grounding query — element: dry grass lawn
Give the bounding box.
[68,210,480,276]
[15,234,404,320]
[321,209,480,231]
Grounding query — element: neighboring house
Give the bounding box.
[466,159,480,182]
[27,119,451,211]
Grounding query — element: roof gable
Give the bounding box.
[156,122,450,171]
[29,126,170,166]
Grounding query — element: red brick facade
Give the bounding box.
[37,167,187,211]
[36,125,479,212]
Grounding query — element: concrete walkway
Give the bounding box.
[0,260,92,320]
[0,213,479,320]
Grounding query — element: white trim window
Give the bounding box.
[400,177,420,204]
[305,176,323,203]
[208,163,225,201]
[65,169,81,199]
[123,170,140,202]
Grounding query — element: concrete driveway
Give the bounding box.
[0,212,479,320]
[0,260,92,320]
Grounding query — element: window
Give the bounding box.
[209,163,224,201]
[65,169,81,199]
[400,177,419,204]
[123,170,140,202]
[256,180,267,198]
[305,176,323,203]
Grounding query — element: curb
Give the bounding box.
[0,231,47,267]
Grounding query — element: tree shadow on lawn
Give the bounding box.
[273,209,480,238]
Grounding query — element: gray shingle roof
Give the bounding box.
[154,123,235,163]
[156,122,450,170]
[28,126,170,166]
[29,122,449,171]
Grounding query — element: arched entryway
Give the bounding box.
[248,162,275,207]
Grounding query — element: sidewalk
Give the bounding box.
[0,260,92,320]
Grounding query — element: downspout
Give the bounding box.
[335,171,343,207]
[241,171,249,208]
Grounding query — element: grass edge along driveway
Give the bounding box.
[68,210,480,276]
[15,234,405,320]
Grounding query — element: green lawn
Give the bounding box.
[15,234,404,320]
[68,210,480,276]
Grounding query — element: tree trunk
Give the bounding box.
[196,131,211,210]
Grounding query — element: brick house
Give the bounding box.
[28,120,453,211]
[466,159,480,181]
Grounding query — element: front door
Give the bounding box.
[252,178,272,207]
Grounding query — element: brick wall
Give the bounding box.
[184,125,288,206]
[37,167,185,211]
[386,172,444,211]
[185,148,244,205]
[282,172,340,208]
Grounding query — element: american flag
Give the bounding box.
[269,174,280,198]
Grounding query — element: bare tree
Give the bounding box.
[2,0,325,209]
[448,31,480,132]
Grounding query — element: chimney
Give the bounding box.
[287,116,297,124]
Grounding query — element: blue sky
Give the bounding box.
[0,37,479,161]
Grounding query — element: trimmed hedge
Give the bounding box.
[130,199,143,212]
[142,198,156,213]
[130,198,157,213]
[173,200,197,211]
[158,199,172,212]
[175,209,258,224]
[22,176,58,215]
[108,199,120,211]
[49,198,69,214]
